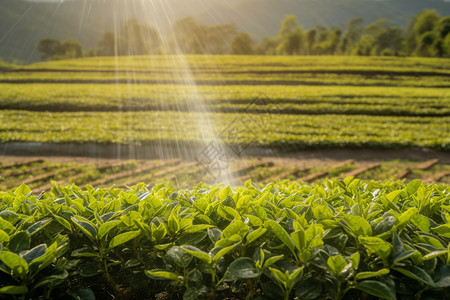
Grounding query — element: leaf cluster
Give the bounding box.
[0,178,449,299]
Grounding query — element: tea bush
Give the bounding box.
[0,178,449,299]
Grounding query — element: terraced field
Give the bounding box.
[0,55,449,152]
[1,156,449,193]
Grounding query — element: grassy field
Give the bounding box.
[0,55,449,150]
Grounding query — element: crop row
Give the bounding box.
[25,55,450,74]
[0,179,448,299]
[0,84,448,116]
[0,110,449,149]
[1,72,448,88]
[2,158,449,193]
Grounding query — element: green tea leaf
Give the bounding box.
[343,215,372,237]
[71,217,97,241]
[78,261,101,278]
[411,214,430,233]
[327,255,349,276]
[392,250,419,265]
[15,184,31,196]
[245,227,267,245]
[228,257,262,279]
[168,212,180,234]
[393,266,435,286]
[392,231,404,257]
[34,269,68,288]
[220,186,232,201]
[71,247,99,258]
[359,236,392,260]
[0,251,29,278]
[432,224,450,238]
[109,230,141,249]
[355,268,390,280]
[222,220,249,239]
[265,220,295,254]
[212,243,239,263]
[263,255,284,269]
[165,246,193,268]
[0,219,14,235]
[355,280,396,300]
[386,190,403,203]
[97,220,121,240]
[22,244,47,264]
[145,269,179,281]
[0,285,28,295]
[8,231,30,253]
[406,179,422,195]
[27,218,51,236]
[181,245,212,264]
[0,230,9,244]
[349,252,360,270]
[217,205,240,221]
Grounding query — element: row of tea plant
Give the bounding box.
[0,178,449,299]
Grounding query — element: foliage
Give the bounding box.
[230,33,254,55]
[37,39,84,61]
[0,179,448,299]
[171,17,237,54]
[32,10,450,61]
[0,109,448,150]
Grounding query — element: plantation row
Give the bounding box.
[0,55,448,152]
[0,110,448,150]
[1,158,449,194]
[0,84,448,116]
[23,56,450,74]
[1,72,449,88]
[0,179,448,299]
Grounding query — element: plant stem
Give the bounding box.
[244,279,255,300]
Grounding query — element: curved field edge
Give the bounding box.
[0,179,448,299]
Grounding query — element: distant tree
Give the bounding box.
[413,10,440,37]
[172,17,202,54]
[119,19,160,55]
[351,35,375,56]
[204,24,238,54]
[37,38,62,60]
[404,16,418,55]
[416,31,436,56]
[341,17,364,54]
[58,39,83,59]
[437,16,450,38]
[37,38,83,60]
[97,31,116,56]
[276,15,303,55]
[172,17,237,54]
[376,26,403,54]
[442,33,450,57]
[230,32,254,55]
[312,26,341,55]
[304,29,316,55]
[255,36,278,55]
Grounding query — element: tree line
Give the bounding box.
[38,9,450,60]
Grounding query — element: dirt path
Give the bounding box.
[1,142,449,164]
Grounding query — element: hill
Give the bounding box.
[1,0,450,63]
[198,0,450,37]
